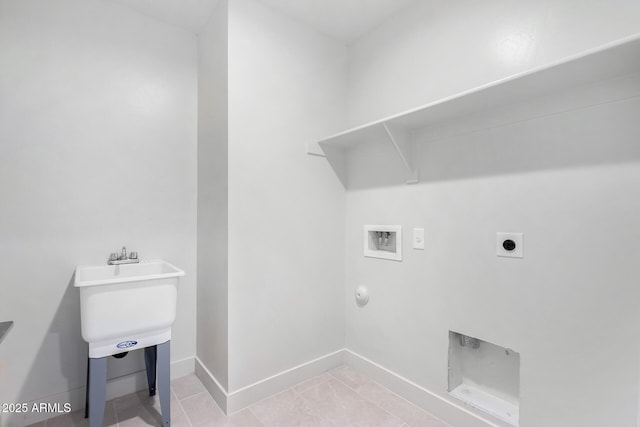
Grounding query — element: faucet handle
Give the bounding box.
[129,251,138,260]
[109,253,119,262]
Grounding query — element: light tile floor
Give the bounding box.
[29,366,450,427]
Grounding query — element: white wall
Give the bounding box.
[197,0,230,391]
[343,1,640,427]
[0,0,197,423]
[226,0,347,392]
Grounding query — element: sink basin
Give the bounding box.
[74,259,184,357]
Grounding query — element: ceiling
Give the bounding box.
[257,0,417,43]
[107,0,222,33]
[106,0,416,42]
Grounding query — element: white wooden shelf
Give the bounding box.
[0,321,13,345]
[308,34,640,188]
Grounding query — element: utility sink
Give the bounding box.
[74,260,185,358]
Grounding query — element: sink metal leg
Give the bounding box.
[88,357,107,427]
[157,341,171,427]
[144,345,157,396]
[83,343,169,426]
[84,356,90,419]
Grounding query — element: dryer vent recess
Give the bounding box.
[364,225,402,261]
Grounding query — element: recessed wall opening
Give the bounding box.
[363,225,402,261]
[448,331,520,426]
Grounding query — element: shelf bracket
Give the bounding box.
[318,141,348,188]
[306,140,326,157]
[383,122,418,184]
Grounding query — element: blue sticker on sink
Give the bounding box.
[116,340,138,349]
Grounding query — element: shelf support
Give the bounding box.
[383,122,418,184]
[318,142,348,188]
[306,140,326,157]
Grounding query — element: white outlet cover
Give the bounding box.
[497,232,523,258]
[413,228,425,250]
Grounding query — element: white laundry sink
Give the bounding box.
[74,259,184,357]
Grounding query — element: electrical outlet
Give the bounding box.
[497,232,523,258]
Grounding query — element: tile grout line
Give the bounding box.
[35,368,443,427]
[178,389,211,405]
[246,407,264,427]
[289,373,332,396]
[112,397,121,427]
[336,367,453,427]
[182,369,432,427]
[326,368,408,427]
[293,367,397,427]
[267,371,340,427]
[386,390,452,427]
[171,386,193,427]
[343,373,452,427]
[226,368,337,416]
[289,371,341,427]
[287,387,339,427]
[175,378,212,403]
[242,373,335,427]
[235,380,301,410]
[177,377,264,426]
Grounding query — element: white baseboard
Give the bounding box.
[170,356,196,380]
[195,348,512,426]
[14,349,513,427]
[194,357,228,413]
[195,349,344,415]
[344,349,512,427]
[13,357,195,427]
[227,349,344,413]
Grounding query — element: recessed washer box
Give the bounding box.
[364,225,402,261]
[448,331,520,426]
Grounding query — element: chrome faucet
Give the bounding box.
[108,246,140,265]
